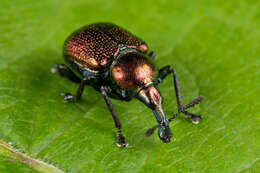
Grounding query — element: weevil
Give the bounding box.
[52,23,204,147]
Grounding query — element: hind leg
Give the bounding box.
[52,63,89,102]
[51,63,81,83]
[100,86,128,147]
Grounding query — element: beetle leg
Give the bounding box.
[100,86,128,147]
[51,63,81,83]
[183,111,203,124]
[61,75,96,102]
[146,97,204,137]
[148,51,156,59]
[157,65,185,112]
[157,65,204,123]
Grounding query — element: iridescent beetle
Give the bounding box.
[52,23,204,147]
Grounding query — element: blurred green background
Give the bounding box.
[0,0,259,173]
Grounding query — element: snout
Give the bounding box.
[161,136,172,143]
[158,125,173,143]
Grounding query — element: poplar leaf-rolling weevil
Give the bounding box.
[52,23,204,147]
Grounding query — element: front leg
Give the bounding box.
[100,86,128,147]
[146,96,204,137]
[157,65,204,123]
[61,75,96,102]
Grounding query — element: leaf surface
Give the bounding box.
[0,0,259,172]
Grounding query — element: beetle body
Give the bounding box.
[63,23,152,100]
[53,23,204,147]
[64,23,148,72]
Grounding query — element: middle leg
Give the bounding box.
[100,86,128,147]
[61,75,96,102]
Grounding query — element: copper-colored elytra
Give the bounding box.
[88,57,99,67]
[139,44,148,52]
[113,47,121,57]
[100,58,108,66]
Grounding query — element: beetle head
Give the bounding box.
[112,52,173,143]
[112,52,155,91]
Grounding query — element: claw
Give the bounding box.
[51,63,58,73]
[192,119,199,124]
[117,142,129,147]
[186,112,203,124]
[60,92,75,102]
[117,135,128,147]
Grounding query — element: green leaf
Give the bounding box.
[0,140,63,173]
[0,0,259,173]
